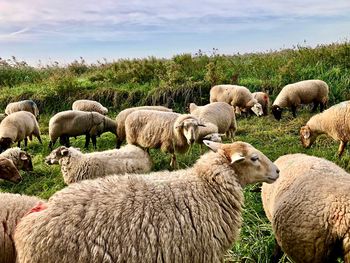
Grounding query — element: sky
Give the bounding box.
[0,0,350,66]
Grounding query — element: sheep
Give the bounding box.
[125,110,203,168]
[45,145,153,184]
[5,100,39,120]
[0,156,22,183]
[300,100,350,157]
[271,79,329,120]
[15,140,280,263]
[262,153,350,263]
[0,147,33,171]
[0,193,43,263]
[72,99,108,115]
[48,110,117,149]
[115,105,172,148]
[252,92,269,116]
[209,84,264,116]
[0,111,42,152]
[189,102,237,140]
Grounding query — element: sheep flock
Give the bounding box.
[1,78,350,262]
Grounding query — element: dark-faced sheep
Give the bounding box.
[15,140,279,263]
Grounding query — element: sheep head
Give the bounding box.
[203,133,224,143]
[45,146,72,165]
[19,151,33,171]
[175,116,204,145]
[300,125,317,148]
[272,105,283,120]
[0,137,13,153]
[251,103,264,116]
[0,156,22,183]
[203,140,279,186]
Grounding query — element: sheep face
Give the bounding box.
[0,137,13,153]
[204,140,279,186]
[203,133,223,143]
[300,126,317,148]
[19,151,33,171]
[176,118,202,145]
[45,146,71,165]
[251,103,264,116]
[0,157,22,183]
[272,105,282,120]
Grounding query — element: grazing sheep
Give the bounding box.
[262,153,350,263]
[189,102,237,140]
[0,193,43,263]
[0,111,42,152]
[0,147,33,171]
[252,92,269,116]
[0,156,22,183]
[5,100,39,120]
[45,145,152,184]
[72,99,108,115]
[125,110,203,167]
[272,79,329,120]
[115,106,172,148]
[300,100,350,157]
[209,84,264,116]
[15,140,279,263]
[48,110,116,149]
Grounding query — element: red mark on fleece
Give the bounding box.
[263,95,268,101]
[27,202,47,215]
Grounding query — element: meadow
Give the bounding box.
[0,42,350,262]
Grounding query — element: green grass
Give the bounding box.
[1,108,347,262]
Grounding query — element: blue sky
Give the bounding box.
[1,0,349,65]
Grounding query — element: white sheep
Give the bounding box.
[5,100,39,120]
[72,99,108,115]
[115,105,172,148]
[0,156,22,183]
[252,92,269,116]
[0,111,42,152]
[125,110,203,168]
[300,100,350,157]
[45,145,152,184]
[49,110,116,149]
[189,102,237,140]
[0,193,43,263]
[262,153,350,263]
[0,147,33,171]
[272,79,329,120]
[209,84,263,116]
[15,140,279,263]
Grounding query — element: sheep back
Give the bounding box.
[0,193,42,263]
[5,100,39,118]
[273,79,329,108]
[262,153,350,262]
[72,99,108,115]
[210,85,256,108]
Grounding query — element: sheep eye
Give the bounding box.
[251,155,259,162]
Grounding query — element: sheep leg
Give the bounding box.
[24,138,28,147]
[271,238,283,263]
[17,141,21,147]
[338,141,347,157]
[36,135,43,144]
[49,139,57,150]
[115,138,122,149]
[170,154,177,169]
[312,102,319,112]
[291,105,297,117]
[91,136,97,149]
[84,134,90,149]
[320,102,325,112]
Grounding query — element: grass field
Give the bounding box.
[1,42,350,262]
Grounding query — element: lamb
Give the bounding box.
[262,153,350,263]
[0,193,43,263]
[45,145,153,184]
[272,79,329,120]
[72,99,108,115]
[252,92,269,116]
[15,140,279,263]
[0,111,42,152]
[209,84,264,116]
[189,102,237,140]
[115,105,172,148]
[0,156,22,183]
[0,147,33,171]
[125,110,203,167]
[5,100,39,120]
[48,110,117,149]
[300,100,350,157]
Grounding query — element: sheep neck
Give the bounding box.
[307,113,327,135]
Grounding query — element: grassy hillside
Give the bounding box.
[1,42,350,262]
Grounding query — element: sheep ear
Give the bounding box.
[203,140,221,152]
[20,152,28,160]
[61,148,69,156]
[230,153,245,164]
[303,130,310,139]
